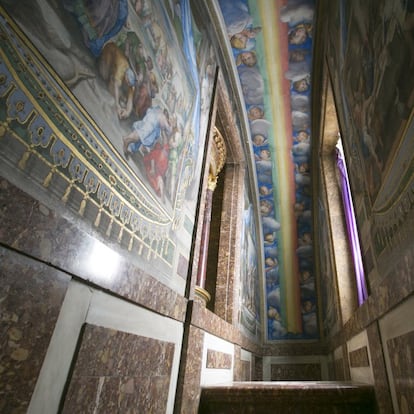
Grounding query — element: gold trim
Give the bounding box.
[208,127,227,191]
[194,286,211,304]
[212,127,227,173]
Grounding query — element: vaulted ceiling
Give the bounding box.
[0,0,318,343]
[214,0,317,341]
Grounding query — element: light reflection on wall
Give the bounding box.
[85,241,121,284]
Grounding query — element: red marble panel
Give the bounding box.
[233,345,242,381]
[0,247,70,413]
[387,330,414,414]
[206,349,232,369]
[271,363,322,381]
[174,325,204,413]
[334,358,346,381]
[61,324,175,413]
[349,346,370,367]
[261,341,327,356]
[241,360,251,381]
[253,356,263,381]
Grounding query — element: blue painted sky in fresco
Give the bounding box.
[218,0,317,341]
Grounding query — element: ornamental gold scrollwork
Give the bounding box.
[208,127,226,191]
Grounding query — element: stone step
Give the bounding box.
[199,381,377,413]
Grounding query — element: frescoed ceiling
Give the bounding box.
[217,0,316,341]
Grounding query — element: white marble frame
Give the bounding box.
[200,332,235,386]
[27,280,183,414]
[346,329,374,384]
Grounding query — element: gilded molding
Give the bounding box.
[0,10,182,265]
[208,127,226,191]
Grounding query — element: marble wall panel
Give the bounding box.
[0,177,187,321]
[334,358,346,381]
[61,324,175,413]
[253,356,263,381]
[387,331,414,414]
[201,332,234,386]
[233,345,242,381]
[191,301,237,344]
[379,295,414,414]
[347,330,374,384]
[26,282,183,413]
[174,325,204,414]
[241,361,251,381]
[206,349,233,369]
[214,164,244,326]
[270,363,322,381]
[240,349,252,382]
[327,355,335,380]
[366,322,393,414]
[263,356,328,381]
[349,346,370,367]
[0,247,70,413]
[261,341,327,356]
[327,246,414,357]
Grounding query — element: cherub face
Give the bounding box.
[297,131,309,142]
[231,33,248,49]
[301,270,311,282]
[241,52,256,66]
[268,306,280,319]
[260,200,272,214]
[249,107,264,120]
[290,27,307,45]
[253,134,265,146]
[260,149,271,160]
[302,300,313,313]
[302,232,312,244]
[260,185,270,195]
[295,79,309,92]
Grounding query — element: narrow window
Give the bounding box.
[335,136,368,305]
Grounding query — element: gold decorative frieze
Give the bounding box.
[0,10,177,265]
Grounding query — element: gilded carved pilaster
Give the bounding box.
[195,127,227,304]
